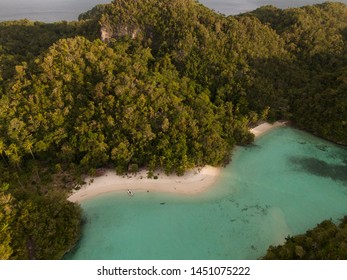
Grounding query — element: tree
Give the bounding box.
[0,191,14,260]
[263,217,347,260]
[0,191,82,260]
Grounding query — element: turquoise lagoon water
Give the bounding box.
[66,127,347,260]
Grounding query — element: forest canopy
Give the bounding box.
[0,0,346,259]
[263,216,347,260]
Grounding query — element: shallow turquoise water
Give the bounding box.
[66,127,347,260]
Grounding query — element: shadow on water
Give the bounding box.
[289,156,347,182]
[244,143,262,150]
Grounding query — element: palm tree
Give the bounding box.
[9,153,22,170]
[23,139,35,160]
[6,144,22,170]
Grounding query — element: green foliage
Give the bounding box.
[250,2,347,143]
[0,192,14,259]
[0,19,95,84]
[78,4,110,21]
[0,0,347,259]
[263,217,347,260]
[0,34,244,174]
[0,191,81,260]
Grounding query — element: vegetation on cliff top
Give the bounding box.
[0,0,346,259]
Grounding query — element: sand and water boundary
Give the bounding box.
[68,121,287,202]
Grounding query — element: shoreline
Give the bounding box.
[250,120,288,138]
[68,121,287,203]
[68,166,221,203]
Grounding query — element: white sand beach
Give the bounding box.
[68,121,287,202]
[250,121,287,138]
[68,166,220,202]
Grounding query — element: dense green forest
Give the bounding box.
[0,0,346,259]
[263,216,347,259]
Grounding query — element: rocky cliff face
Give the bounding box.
[100,21,141,42]
[100,25,111,41]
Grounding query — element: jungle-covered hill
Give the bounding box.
[0,0,346,259]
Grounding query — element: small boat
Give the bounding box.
[127,189,134,196]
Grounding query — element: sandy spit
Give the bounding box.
[68,166,221,203]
